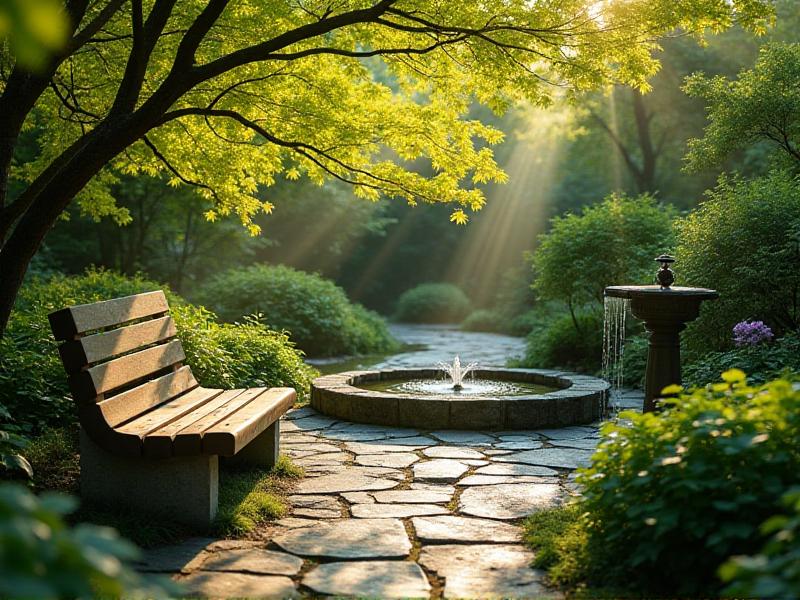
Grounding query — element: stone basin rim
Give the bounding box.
[310,368,610,430]
[605,285,719,299]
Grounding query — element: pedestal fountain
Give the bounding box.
[605,254,718,412]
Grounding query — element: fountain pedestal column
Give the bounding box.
[606,286,718,413]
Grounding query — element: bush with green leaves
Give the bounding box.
[532,193,675,313]
[574,372,800,595]
[676,170,800,355]
[521,310,604,373]
[0,483,177,598]
[720,487,800,599]
[195,264,396,357]
[393,283,472,324]
[0,269,314,434]
[684,331,800,387]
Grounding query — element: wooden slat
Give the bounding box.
[171,387,268,456]
[202,388,296,456]
[49,291,168,340]
[96,366,198,427]
[143,389,247,458]
[69,339,185,401]
[58,316,177,373]
[81,386,219,457]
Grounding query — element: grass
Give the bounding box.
[26,426,80,494]
[213,456,304,537]
[24,427,305,544]
[523,505,639,599]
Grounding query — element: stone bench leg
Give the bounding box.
[79,429,218,529]
[224,421,280,468]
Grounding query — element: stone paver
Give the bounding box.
[303,561,431,598]
[198,548,303,575]
[294,472,399,494]
[179,572,297,598]
[459,483,563,519]
[413,459,469,482]
[412,515,521,543]
[146,387,644,599]
[372,489,453,504]
[273,518,411,559]
[422,446,484,459]
[494,447,595,469]
[355,452,419,468]
[351,503,449,518]
[419,544,556,599]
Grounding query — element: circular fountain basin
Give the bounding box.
[311,368,610,430]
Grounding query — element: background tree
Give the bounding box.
[0,0,774,336]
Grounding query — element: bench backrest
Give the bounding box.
[48,291,198,427]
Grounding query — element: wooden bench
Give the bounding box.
[48,291,296,527]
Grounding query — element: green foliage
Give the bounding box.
[520,310,604,373]
[1,269,313,434]
[460,309,501,332]
[684,43,800,171]
[0,428,32,479]
[684,331,800,387]
[195,264,396,357]
[214,457,303,537]
[393,283,472,324]
[0,483,177,598]
[523,505,591,587]
[576,373,800,595]
[676,171,800,354]
[0,0,68,70]
[25,427,79,494]
[720,487,800,599]
[532,193,676,310]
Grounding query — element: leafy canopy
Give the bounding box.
[684,42,800,171]
[6,0,774,229]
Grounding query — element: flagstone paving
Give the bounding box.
[150,389,644,598]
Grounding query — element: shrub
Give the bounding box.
[1,269,314,434]
[195,264,397,357]
[520,310,604,373]
[720,487,800,599]
[676,170,800,355]
[532,193,676,311]
[575,372,800,595]
[394,283,471,323]
[684,331,800,387]
[461,309,501,332]
[0,483,176,598]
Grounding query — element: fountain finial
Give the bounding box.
[655,254,675,289]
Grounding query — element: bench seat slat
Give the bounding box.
[142,389,247,458]
[171,387,268,456]
[202,388,296,456]
[117,386,224,438]
[70,339,185,400]
[97,366,198,427]
[58,316,177,373]
[49,291,168,340]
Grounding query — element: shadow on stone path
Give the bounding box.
[140,388,644,599]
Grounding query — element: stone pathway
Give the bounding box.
[142,388,644,598]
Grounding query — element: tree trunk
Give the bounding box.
[631,89,657,194]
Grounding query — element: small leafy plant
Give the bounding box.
[574,371,800,595]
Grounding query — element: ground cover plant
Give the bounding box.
[524,372,800,596]
[196,264,396,357]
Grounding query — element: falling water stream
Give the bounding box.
[602,296,630,416]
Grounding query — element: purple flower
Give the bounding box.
[732,320,774,347]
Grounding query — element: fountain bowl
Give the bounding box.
[311,368,610,430]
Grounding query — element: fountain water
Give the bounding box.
[437,355,478,391]
[602,295,629,415]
